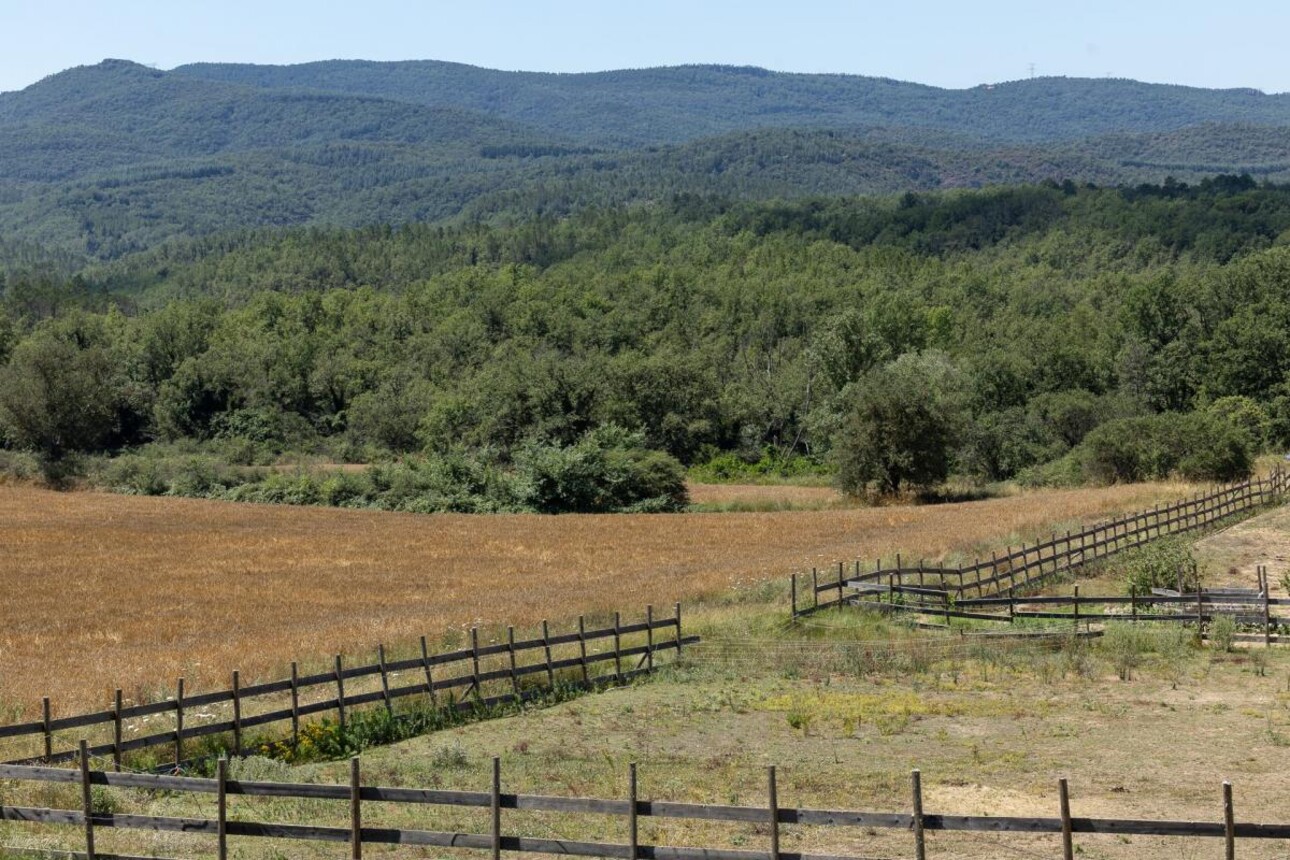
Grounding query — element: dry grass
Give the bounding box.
[684,481,848,509]
[1196,504,1290,595]
[0,481,1190,716]
[4,624,1287,860]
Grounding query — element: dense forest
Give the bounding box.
[0,178,1287,511]
[4,60,1290,260]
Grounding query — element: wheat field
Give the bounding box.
[0,482,1190,716]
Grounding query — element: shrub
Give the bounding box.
[1123,538,1202,594]
[1076,412,1252,484]
[1208,615,1238,652]
[1207,395,1270,450]
[1102,624,1150,680]
[514,425,688,513]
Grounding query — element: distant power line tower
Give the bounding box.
[1028,63,1036,79]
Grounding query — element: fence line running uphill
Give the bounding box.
[0,606,694,770]
[792,470,1287,617]
[0,754,1273,860]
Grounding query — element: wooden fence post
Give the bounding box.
[837,561,846,604]
[41,697,51,763]
[628,763,639,860]
[767,765,780,860]
[1262,567,1272,647]
[378,645,392,716]
[491,756,502,860]
[613,612,623,683]
[112,689,123,772]
[541,621,555,688]
[507,627,521,702]
[1130,584,1138,622]
[1073,585,1080,630]
[811,567,819,609]
[675,603,683,657]
[471,628,483,700]
[911,769,926,860]
[333,657,346,731]
[645,606,655,672]
[79,739,95,860]
[217,756,228,860]
[232,670,243,755]
[1059,778,1073,860]
[350,756,362,860]
[1223,780,1235,860]
[419,637,436,705]
[174,677,185,768]
[290,662,301,746]
[791,573,798,617]
[578,616,590,684]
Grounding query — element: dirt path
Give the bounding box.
[1196,504,1290,595]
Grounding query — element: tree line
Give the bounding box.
[1,179,1287,510]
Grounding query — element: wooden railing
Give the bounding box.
[0,754,1273,860]
[0,606,693,769]
[793,470,1287,616]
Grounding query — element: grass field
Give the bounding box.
[3,607,1288,860]
[0,481,1193,717]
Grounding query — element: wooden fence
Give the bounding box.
[862,568,1290,641]
[0,606,694,770]
[0,753,1274,860]
[792,470,1287,617]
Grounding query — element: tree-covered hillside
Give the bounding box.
[171,60,1290,146]
[1,180,1288,508]
[3,60,1290,261]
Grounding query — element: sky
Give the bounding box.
[2,0,1288,95]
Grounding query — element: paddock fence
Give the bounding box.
[0,606,695,770]
[792,470,1287,617]
[0,753,1273,860]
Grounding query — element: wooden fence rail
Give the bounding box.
[792,470,1287,617]
[0,755,1273,860]
[0,607,693,770]
[854,566,1289,645]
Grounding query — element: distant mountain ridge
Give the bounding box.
[170,59,1290,146]
[2,58,1290,261]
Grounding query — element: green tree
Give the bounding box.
[835,352,964,495]
[0,333,124,459]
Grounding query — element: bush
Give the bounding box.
[1207,395,1270,450]
[1208,615,1238,652]
[688,449,828,484]
[1075,412,1252,484]
[1122,538,1202,594]
[514,425,688,513]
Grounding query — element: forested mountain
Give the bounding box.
[171,60,1290,146]
[2,60,1290,262]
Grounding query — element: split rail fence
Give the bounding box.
[859,567,1289,641]
[792,470,1287,617]
[0,753,1273,860]
[0,606,694,770]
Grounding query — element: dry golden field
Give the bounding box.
[0,482,1191,716]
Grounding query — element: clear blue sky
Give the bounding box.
[3,0,1288,95]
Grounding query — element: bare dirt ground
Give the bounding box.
[0,482,1191,716]
[1197,504,1290,594]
